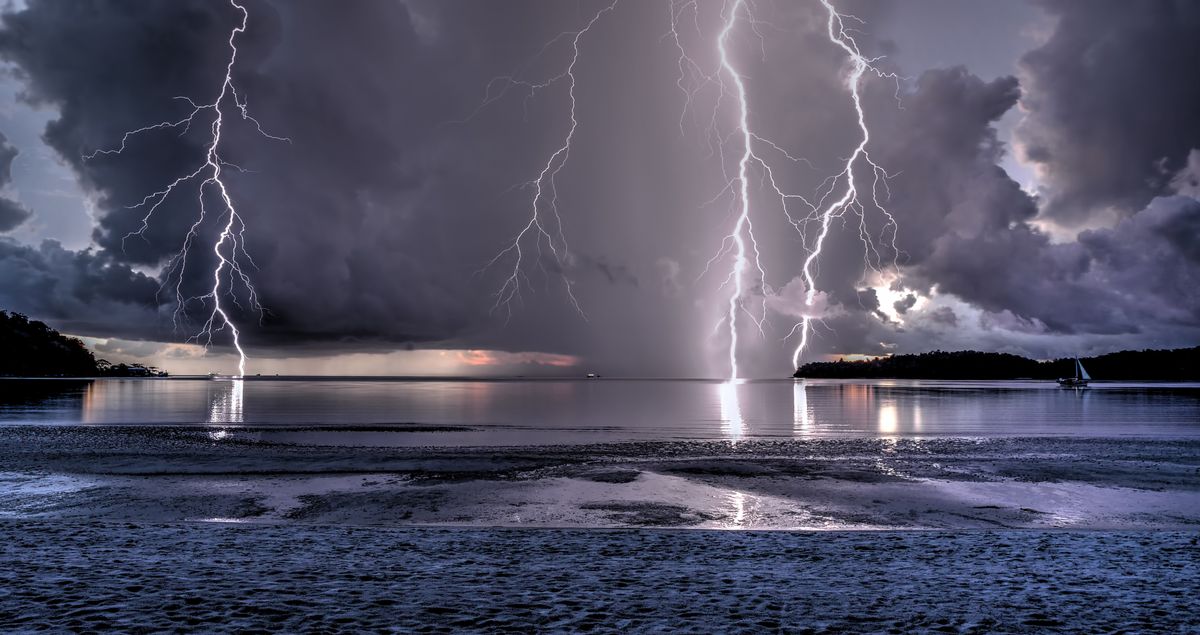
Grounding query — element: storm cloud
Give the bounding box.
[0,0,1196,375]
[1015,0,1200,225]
[865,62,1200,351]
[0,238,160,337]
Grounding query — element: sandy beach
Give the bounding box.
[3,424,1200,631]
[2,522,1198,632]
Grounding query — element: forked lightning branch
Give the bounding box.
[85,0,288,378]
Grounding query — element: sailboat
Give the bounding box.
[1057,357,1091,387]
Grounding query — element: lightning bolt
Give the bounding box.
[673,0,802,379]
[790,0,901,369]
[713,0,769,380]
[468,0,620,321]
[671,0,899,378]
[84,0,288,378]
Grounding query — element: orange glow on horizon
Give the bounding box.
[455,350,580,368]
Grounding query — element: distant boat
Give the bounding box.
[586,373,600,379]
[1057,357,1091,387]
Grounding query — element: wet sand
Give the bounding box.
[3,425,1200,631]
[2,522,1198,633]
[2,426,1199,529]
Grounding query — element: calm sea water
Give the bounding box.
[1,378,1198,445]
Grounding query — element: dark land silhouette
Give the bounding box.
[794,347,1200,381]
[1,311,166,377]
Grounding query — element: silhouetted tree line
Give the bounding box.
[0,311,166,377]
[794,347,1200,380]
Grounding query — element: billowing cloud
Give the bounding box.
[893,294,916,315]
[880,63,1200,346]
[1015,0,1200,225]
[0,238,161,337]
[0,199,29,233]
[0,0,1195,376]
[0,0,796,375]
[0,0,521,349]
[822,59,1200,354]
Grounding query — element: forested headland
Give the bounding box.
[794,347,1200,380]
[1,311,166,377]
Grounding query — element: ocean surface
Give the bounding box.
[1,377,1197,445]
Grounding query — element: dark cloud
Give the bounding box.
[928,306,957,327]
[754,65,1032,357]
[0,238,161,337]
[862,63,1200,348]
[1016,0,1200,224]
[0,132,31,231]
[0,0,1196,375]
[0,2,253,248]
[1075,195,1200,326]
[0,0,490,346]
[0,198,29,232]
[0,0,705,369]
[893,293,916,315]
[871,68,1029,261]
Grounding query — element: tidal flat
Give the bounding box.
[2,402,1200,631]
[3,426,1199,529]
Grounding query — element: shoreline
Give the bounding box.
[4,426,1199,530]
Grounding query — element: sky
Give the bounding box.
[0,0,1197,378]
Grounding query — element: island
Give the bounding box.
[794,347,1200,381]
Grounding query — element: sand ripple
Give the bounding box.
[1,522,1198,633]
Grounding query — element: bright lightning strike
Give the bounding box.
[471,0,620,321]
[714,0,768,381]
[85,0,288,378]
[790,0,901,369]
[673,0,800,379]
[672,0,899,378]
